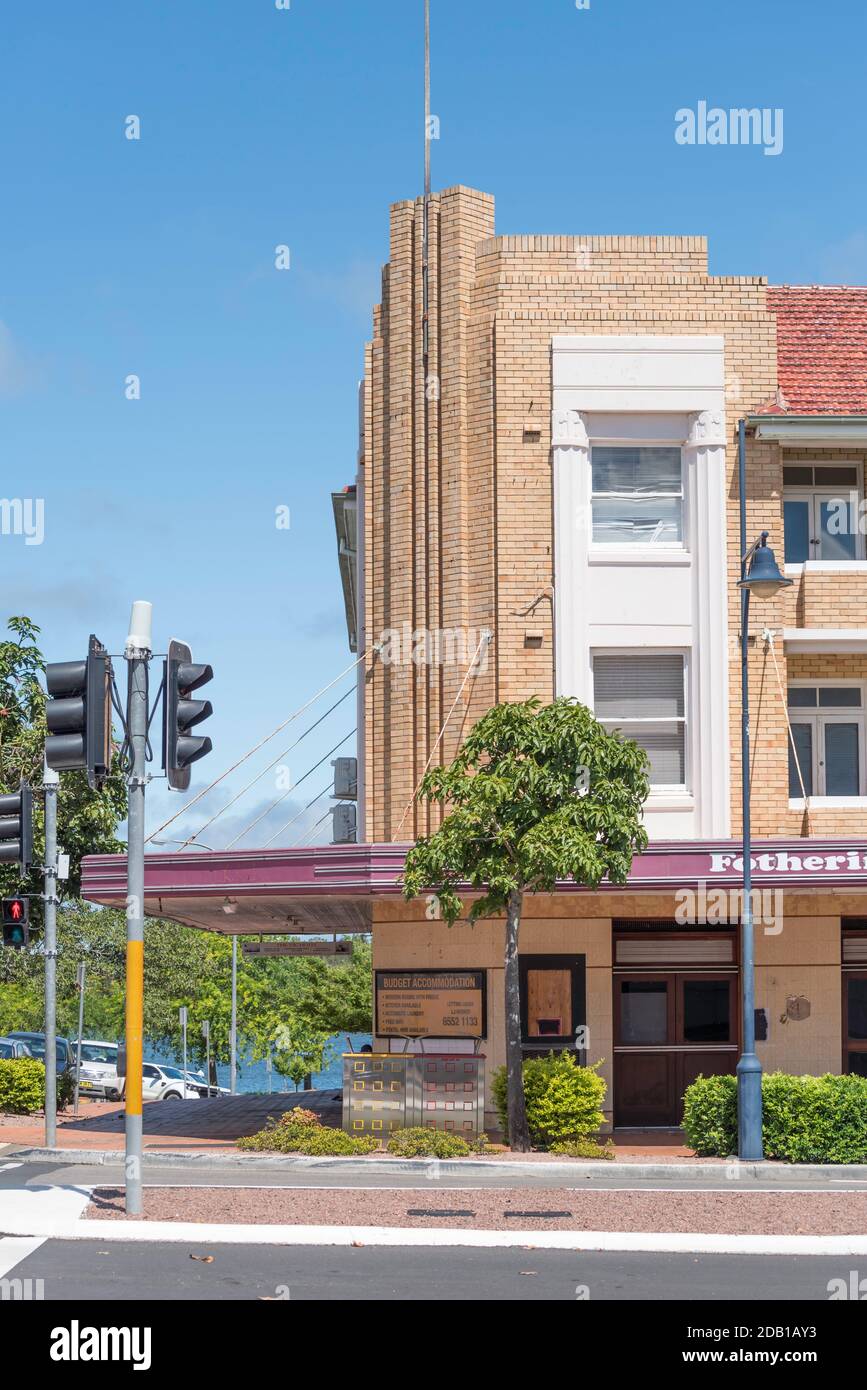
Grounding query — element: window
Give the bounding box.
[594,653,687,788]
[519,955,586,1053]
[590,445,684,545]
[783,464,862,563]
[787,684,865,797]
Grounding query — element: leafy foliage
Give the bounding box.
[492,1053,607,1147]
[237,1106,379,1155]
[290,940,373,1034]
[683,1072,867,1163]
[0,1057,73,1115]
[385,1127,488,1157]
[0,616,126,906]
[403,697,648,1150]
[548,1137,615,1159]
[681,1074,738,1156]
[0,901,369,1073]
[403,698,649,924]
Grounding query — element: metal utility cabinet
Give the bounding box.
[342,1052,486,1140]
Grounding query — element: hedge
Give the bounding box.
[492,1052,607,1147]
[0,1057,74,1115]
[237,1106,379,1156]
[682,1071,867,1163]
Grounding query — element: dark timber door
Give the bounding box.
[844,972,867,1077]
[614,971,738,1126]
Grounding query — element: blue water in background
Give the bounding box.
[150,1032,372,1093]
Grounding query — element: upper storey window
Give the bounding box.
[590,446,684,546]
[783,463,863,563]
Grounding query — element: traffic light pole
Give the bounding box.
[43,763,59,1149]
[124,603,151,1216]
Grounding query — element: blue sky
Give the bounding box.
[1,0,865,847]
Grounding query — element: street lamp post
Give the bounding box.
[735,419,793,1161]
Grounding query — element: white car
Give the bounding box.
[73,1039,120,1099]
[140,1063,205,1101]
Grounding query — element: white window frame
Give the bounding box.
[783,460,865,570]
[591,648,691,794]
[787,677,867,801]
[588,441,688,556]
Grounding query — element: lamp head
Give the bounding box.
[738,533,793,599]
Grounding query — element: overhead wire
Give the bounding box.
[145,646,375,844]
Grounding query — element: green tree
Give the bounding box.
[0,616,126,906]
[402,698,649,1152]
[273,1022,334,1091]
[290,939,373,1034]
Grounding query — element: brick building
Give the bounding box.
[82,184,867,1135]
[333,185,867,1130]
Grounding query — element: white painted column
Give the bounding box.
[552,409,591,703]
[685,409,731,837]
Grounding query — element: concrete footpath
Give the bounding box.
[7,1145,867,1184]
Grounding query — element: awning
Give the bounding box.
[748,415,867,445]
[80,838,867,934]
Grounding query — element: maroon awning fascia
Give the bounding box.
[77,838,867,935]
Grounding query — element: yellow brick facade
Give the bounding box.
[357,186,867,1118]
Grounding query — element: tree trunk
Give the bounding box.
[504,887,531,1152]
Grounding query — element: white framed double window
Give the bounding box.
[783,462,864,565]
[787,682,867,798]
[593,652,688,790]
[590,445,685,547]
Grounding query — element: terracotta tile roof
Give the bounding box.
[760,286,867,416]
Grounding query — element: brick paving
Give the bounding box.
[0,1091,699,1160]
[0,1091,342,1153]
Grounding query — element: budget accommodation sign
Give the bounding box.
[375,970,486,1039]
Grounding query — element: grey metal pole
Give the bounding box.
[737,418,763,1161]
[43,762,59,1148]
[180,1005,188,1093]
[124,602,152,1215]
[230,936,238,1094]
[73,961,85,1115]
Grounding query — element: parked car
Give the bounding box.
[71,1040,120,1099]
[5,1032,73,1072]
[0,1036,33,1060]
[118,1062,206,1102]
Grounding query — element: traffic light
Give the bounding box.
[163,639,213,791]
[45,634,113,789]
[0,780,33,871]
[2,896,29,949]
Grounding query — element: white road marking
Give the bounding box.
[0,1162,23,1173]
[0,1183,92,1236]
[11,1217,867,1255]
[0,1236,46,1279]
[86,1181,867,1195]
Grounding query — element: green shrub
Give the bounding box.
[682,1071,867,1163]
[237,1107,379,1156]
[386,1127,486,1158]
[682,1073,738,1156]
[58,1070,75,1112]
[0,1058,75,1116]
[549,1137,615,1159]
[0,1058,47,1114]
[492,1053,607,1147]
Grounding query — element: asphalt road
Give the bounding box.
[2,1237,857,1301]
[4,1155,867,1193]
